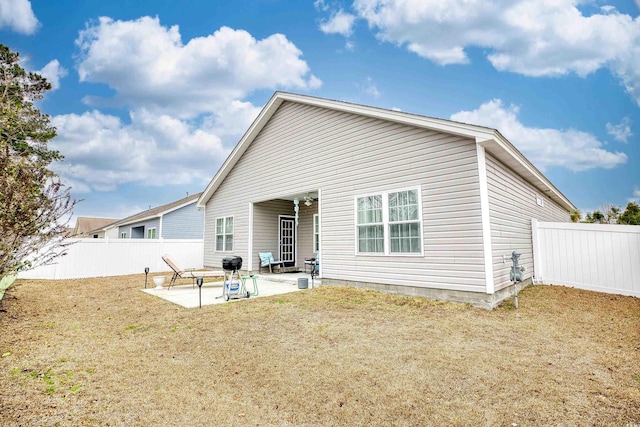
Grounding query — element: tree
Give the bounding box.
[0,44,75,277]
[618,201,640,225]
[570,209,581,223]
[584,210,605,224]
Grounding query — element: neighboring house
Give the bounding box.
[101,193,204,239]
[197,92,576,308]
[72,217,120,238]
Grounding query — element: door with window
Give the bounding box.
[279,216,296,267]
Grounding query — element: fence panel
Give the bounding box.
[532,220,640,297]
[17,239,204,280]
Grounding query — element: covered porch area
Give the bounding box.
[249,190,320,276]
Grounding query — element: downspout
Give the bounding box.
[476,141,495,294]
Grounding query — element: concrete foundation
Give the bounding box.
[320,277,534,310]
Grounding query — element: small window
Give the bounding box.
[120,232,127,239]
[313,214,320,253]
[147,228,157,239]
[215,216,234,252]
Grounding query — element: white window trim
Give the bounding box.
[147,227,157,239]
[313,214,320,253]
[354,186,424,256]
[215,215,234,252]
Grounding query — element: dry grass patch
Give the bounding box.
[0,276,639,426]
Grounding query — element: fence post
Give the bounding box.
[531,219,542,284]
[103,238,109,277]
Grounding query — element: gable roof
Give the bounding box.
[198,92,575,212]
[73,217,120,236]
[104,193,202,230]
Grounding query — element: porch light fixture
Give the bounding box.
[304,195,313,207]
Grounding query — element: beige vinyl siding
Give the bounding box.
[485,153,570,291]
[205,101,486,292]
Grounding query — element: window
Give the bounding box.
[313,214,320,253]
[120,232,127,239]
[357,195,384,253]
[356,188,422,255]
[388,190,421,253]
[215,216,234,252]
[147,228,157,239]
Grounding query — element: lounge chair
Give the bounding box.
[162,254,224,288]
[258,252,284,273]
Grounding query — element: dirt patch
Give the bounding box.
[1,275,639,426]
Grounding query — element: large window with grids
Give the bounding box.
[356,188,422,255]
[215,216,234,252]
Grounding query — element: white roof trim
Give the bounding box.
[107,199,198,229]
[198,92,575,212]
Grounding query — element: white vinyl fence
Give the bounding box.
[532,219,640,297]
[17,238,204,280]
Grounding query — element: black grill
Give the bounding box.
[222,256,242,271]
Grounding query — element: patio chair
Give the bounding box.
[304,253,319,273]
[162,254,224,288]
[258,252,284,273]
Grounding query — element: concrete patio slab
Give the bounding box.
[142,275,317,308]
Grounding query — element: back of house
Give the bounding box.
[197,92,574,308]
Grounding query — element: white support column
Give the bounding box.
[248,202,254,271]
[476,144,495,294]
[317,188,322,278]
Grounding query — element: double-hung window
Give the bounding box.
[356,188,422,255]
[215,216,234,252]
[357,195,384,253]
[147,228,157,239]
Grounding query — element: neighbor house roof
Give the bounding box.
[73,217,120,236]
[197,91,576,212]
[103,193,202,231]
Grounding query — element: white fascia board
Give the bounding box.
[477,135,576,213]
[197,94,285,208]
[115,214,161,227]
[278,92,497,140]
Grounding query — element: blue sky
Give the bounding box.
[2,0,639,223]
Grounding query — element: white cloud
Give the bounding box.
[0,0,38,34]
[75,16,321,118]
[359,76,380,98]
[451,99,627,171]
[634,187,640,198]
[606,117,633,143]
[319,9,357,37]
[352,0,640,104]
[51,107,258,192]
[37,60,67,90]
[314,0,330,12]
